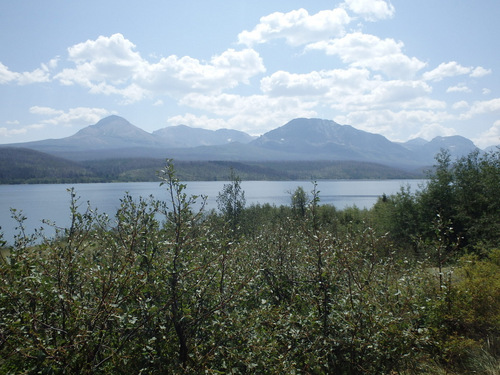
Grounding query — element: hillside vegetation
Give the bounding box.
[1,150,499,374]
[0,147,423,183]
[0,148,99,184]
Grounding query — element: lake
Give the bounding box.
[0,179,427,244]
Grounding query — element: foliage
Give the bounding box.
[373,149,500,254]
[216,168,246,234]
[290,185,309,217]
[1,153,498,374]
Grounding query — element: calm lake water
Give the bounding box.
[0,179,427,244]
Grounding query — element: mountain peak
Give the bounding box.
[94,115,130,127]
[77,115,137,135]
[257,118,343,144]
[67,115,160,149]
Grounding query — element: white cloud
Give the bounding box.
[0,126,28,137]
[446,83,471,93]
[470,66,491,78]
[474,120,500,148]
[48,58,59,69]
[166,114,231,131]
[422,61,471,81]
[343,0,395,21]
[473,120,500,149]
[238,8,350,47]
[483,88,492,95]
[460,98,500,119]
[363,80,432,106]
[334,108,455,141]
[0,62,18,84]
[17,68,51,85]
[262,67,372,98]
[0,107,112,143]
[0,62,51,85]
[452,100,469,110]
[30,106,111,127]
[306,32,426,79]
[177,93,317,135]
[259,65,440,123]
[55,34,265,103]
[29,106,64,116]
[138,48,265,94]
[329,79,434,112]
[410,122,457,140]
[260,70,331,97]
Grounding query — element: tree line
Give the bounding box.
[0,150,499,374]
[0,147,423,184]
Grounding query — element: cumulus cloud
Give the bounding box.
[166,114,232,131]
[1,107,112,143]
[460,98,500,119]
[470,66,491,78]
[0,126,29,137]
[422,61,472,81]
[343,0,395,21]
[260,70,332,97]
[359,80,432,108]
[260,66,437,116]
[29,106,111,127]
[452,100,469,110]
[0,62,51,85]
[261,67,373,99]
[55,33,265,103]
[329,79,435,112]
[29,106,64,116]
[137,48,265,94]
[238,8,350,47]
[306,32,426,79]
[446,83,471,93]
[473,120,500,148]
[177,93,317,134]
[410,122,457,140]
[334,108,455,141]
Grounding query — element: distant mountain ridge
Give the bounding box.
[401,135,478,161]
[252,118,416,165]
[1,115,488,168]
[152,124,255,148]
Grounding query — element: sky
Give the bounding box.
[1,0,499,148]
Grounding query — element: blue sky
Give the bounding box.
[1,0,499,148]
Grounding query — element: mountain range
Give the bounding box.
[1,115,489,170]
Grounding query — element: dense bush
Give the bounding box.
[373,149,500,254]
[1,155,499,374]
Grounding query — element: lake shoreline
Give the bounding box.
[0,180,427,245]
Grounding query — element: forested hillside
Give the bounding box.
[1,150,499,374]
[0,147,423,183]
[0,148,99,184]
[82,159,421,181]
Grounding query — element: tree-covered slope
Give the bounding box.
[0,148,99,184]
[0,148,423,184]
